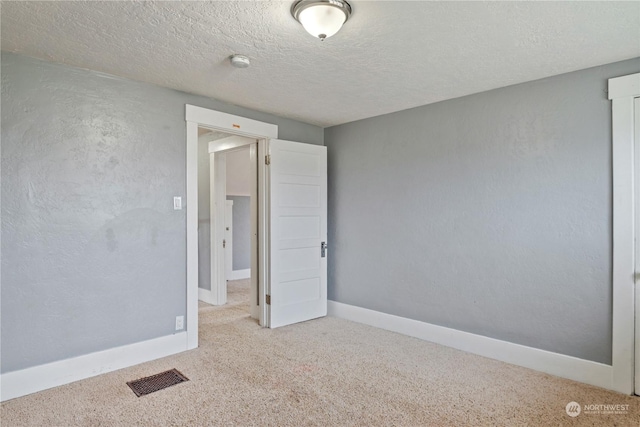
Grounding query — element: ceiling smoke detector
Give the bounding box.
[291,0,352,41]
[229,54,250,69]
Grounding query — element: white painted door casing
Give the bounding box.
[608,73,639,395]
[267,139,328,328]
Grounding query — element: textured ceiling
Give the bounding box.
[2,1,639,127]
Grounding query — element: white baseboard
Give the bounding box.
[198,287,216,304]
[228,269,250,280]
[328,301,614,391]
[0,332,188,402]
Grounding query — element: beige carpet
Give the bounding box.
[198,278,251,310]
[2,282,639,426]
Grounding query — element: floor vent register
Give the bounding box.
[126,369,189,397]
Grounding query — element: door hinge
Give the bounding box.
[265,154,271,165]
[223,239,226,248]
[266,294,271,305]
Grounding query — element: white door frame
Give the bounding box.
[185,105,277,348]
[608,72,640,395]
[209,141,259,320]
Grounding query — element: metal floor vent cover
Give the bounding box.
[127,369,189,397]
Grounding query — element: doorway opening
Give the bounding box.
[185,104,328,349]
[197,128,257,319]
[185,105,277,348]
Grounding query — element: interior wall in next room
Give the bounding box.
[227,196,251,271]
[225,147,252,273]
[197,130,215,291]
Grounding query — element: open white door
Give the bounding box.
[267,139,327,328]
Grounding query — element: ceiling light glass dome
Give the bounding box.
[291,0,352,41]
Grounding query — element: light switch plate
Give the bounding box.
[173,197,182,210]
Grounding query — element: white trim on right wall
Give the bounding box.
[328,301,613,390]
[609,72,639,395]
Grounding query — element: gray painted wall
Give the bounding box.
[1,52,323,373]
[325,58,640,365]
[227,196,250,271]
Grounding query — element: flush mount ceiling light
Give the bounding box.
[291,0,352,41]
